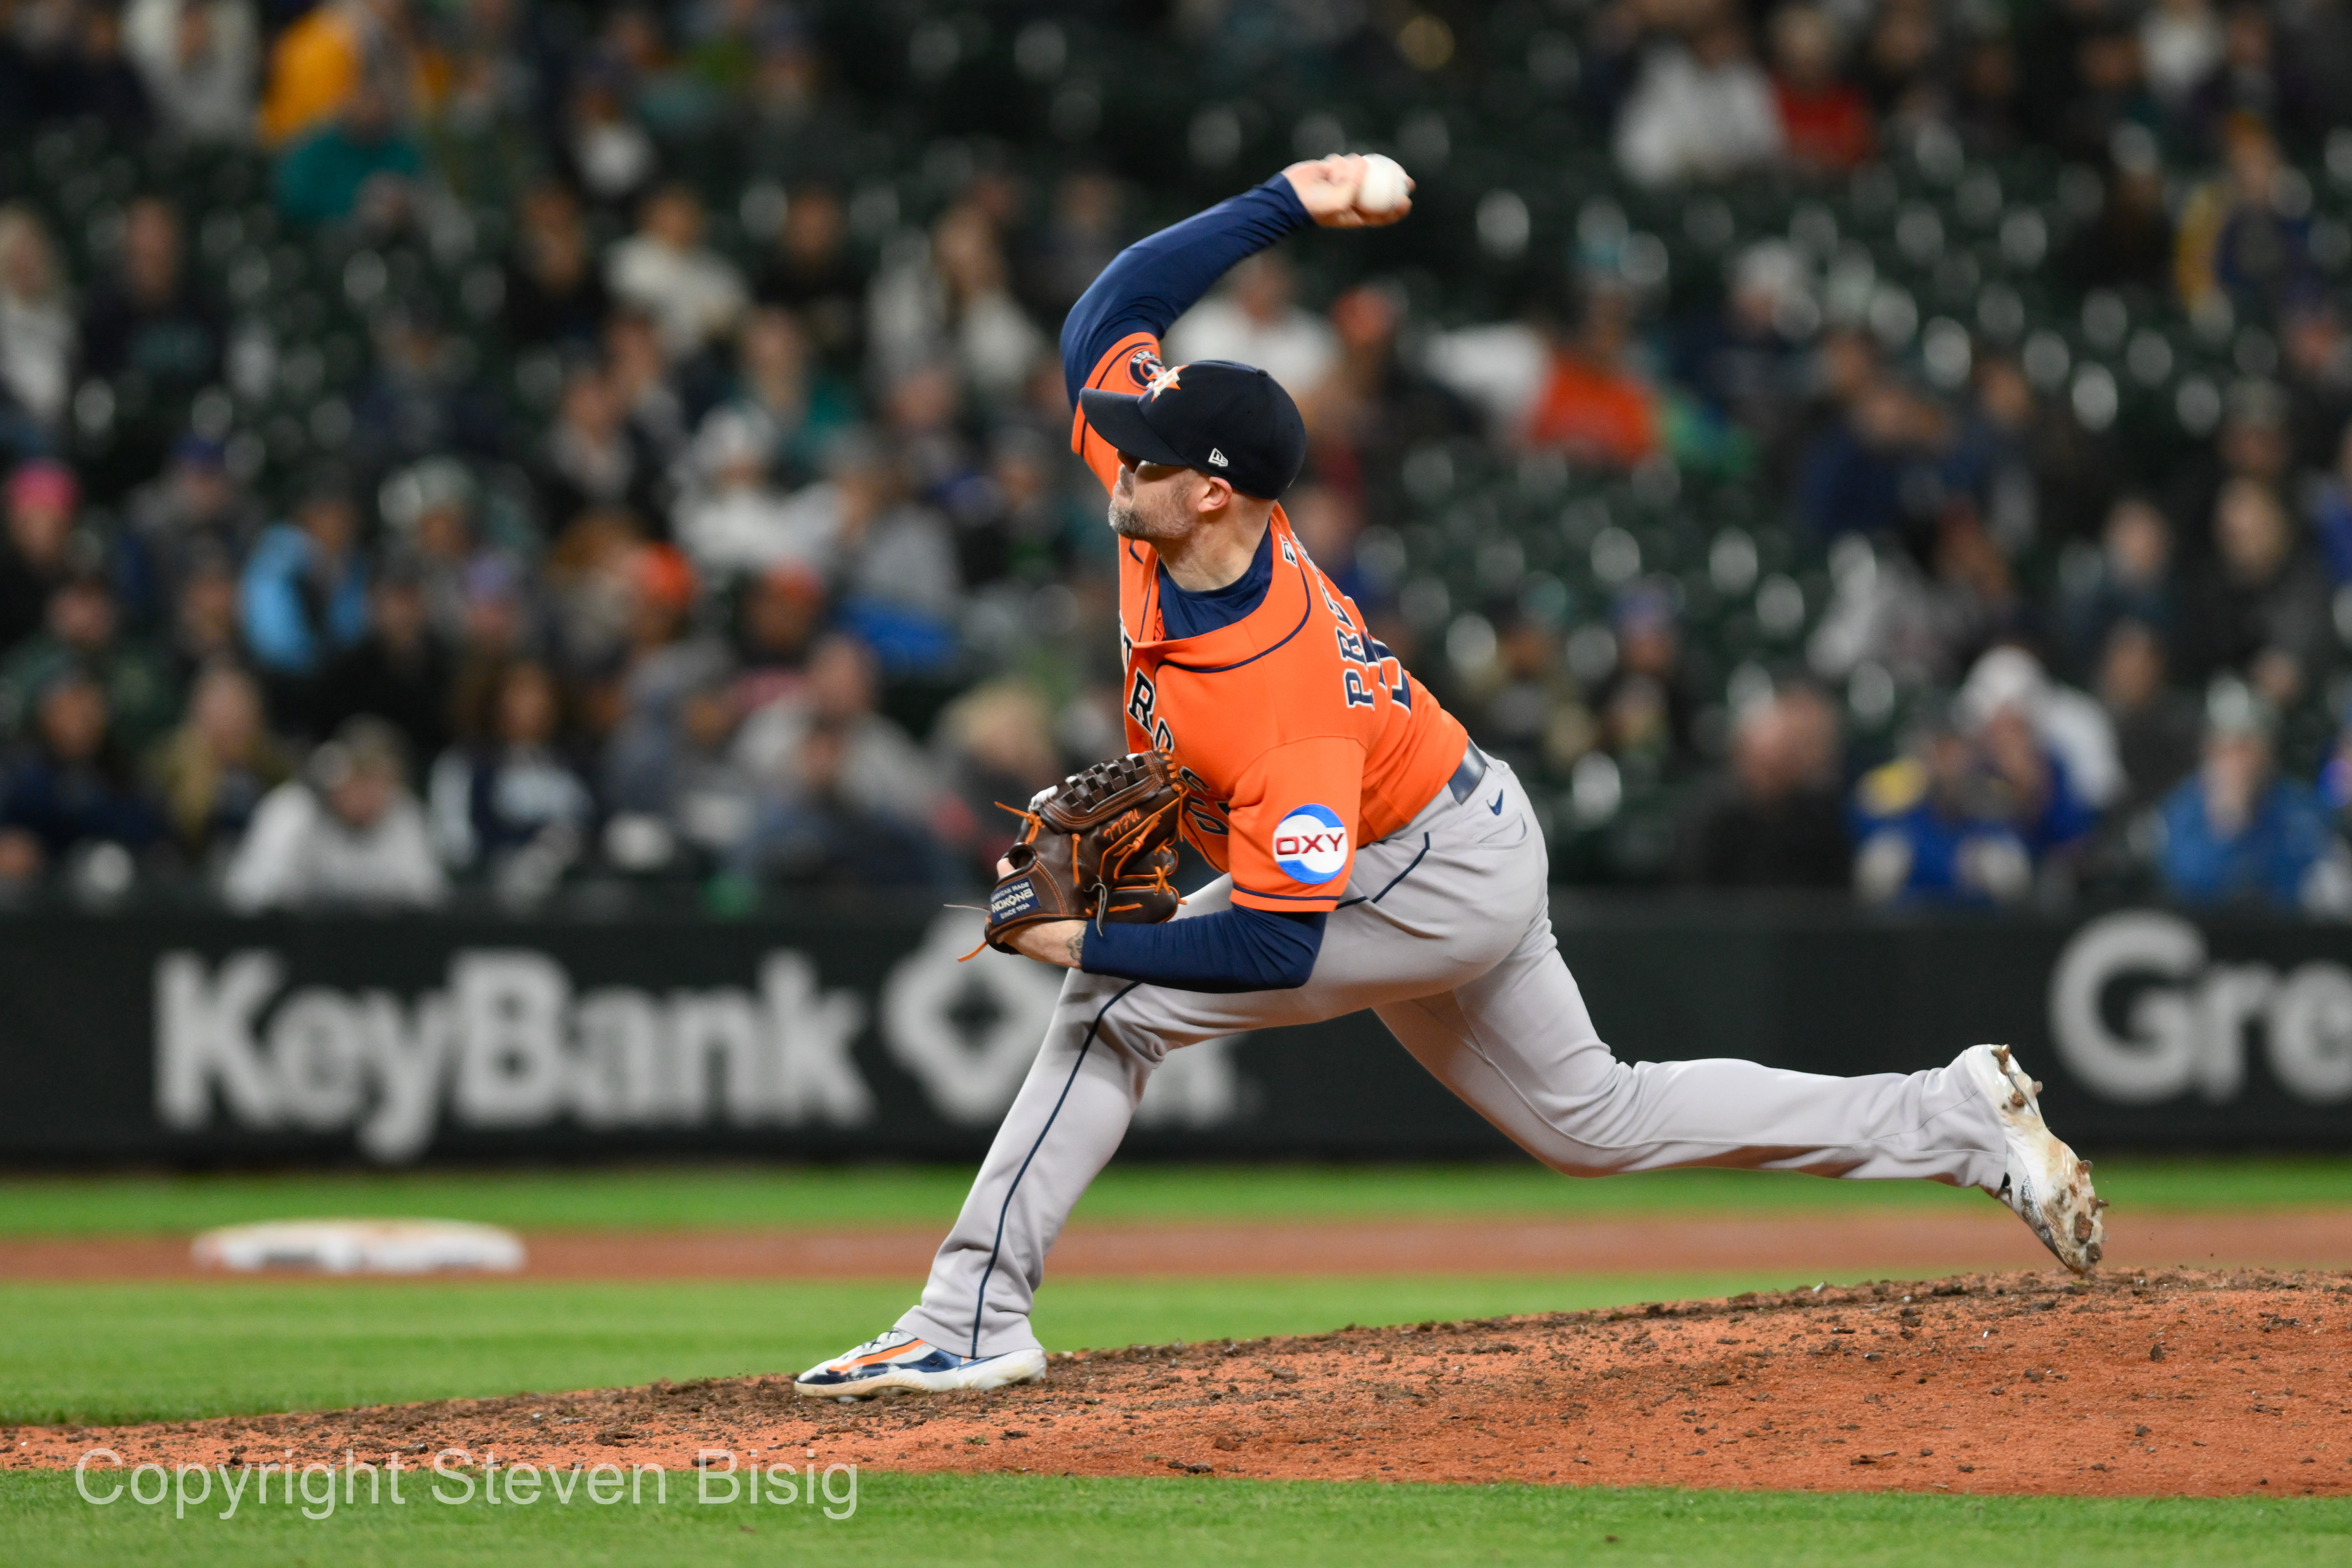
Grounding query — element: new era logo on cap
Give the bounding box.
[1079,360,1307,500]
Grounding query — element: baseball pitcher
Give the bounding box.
[796,157,2105,1398]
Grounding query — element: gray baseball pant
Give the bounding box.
[897,755,2008,1359]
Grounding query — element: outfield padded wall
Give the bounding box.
[0,902,2345,1163]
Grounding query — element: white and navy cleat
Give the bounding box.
[1963,1043,2107,1274]
[792,1330,1047,1400]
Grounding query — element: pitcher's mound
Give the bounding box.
[16,1269,2348,1496]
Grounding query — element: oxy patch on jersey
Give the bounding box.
[1271,804,1348,883]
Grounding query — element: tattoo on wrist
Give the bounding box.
[1064,929,1084,968]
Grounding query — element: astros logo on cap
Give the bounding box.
[1271,804,1347,883]
[1142,363,1185,401]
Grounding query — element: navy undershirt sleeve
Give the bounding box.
[1080,905,1327,993]
[1061,175,1312,404]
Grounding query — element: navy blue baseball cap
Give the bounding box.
[1078,359,1307,501]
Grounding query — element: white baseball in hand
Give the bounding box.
[1355,153,1412,215]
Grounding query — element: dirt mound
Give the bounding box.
[14,1270,2350,1496]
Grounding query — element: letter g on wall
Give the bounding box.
[2050,910,2352,1106]
[2050,911,2207,1104]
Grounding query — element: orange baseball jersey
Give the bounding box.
[1071,332,1470,912]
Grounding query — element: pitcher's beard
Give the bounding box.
[1108,498,1179,543]
[1108,472,1194,544]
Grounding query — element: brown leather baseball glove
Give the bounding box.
[983,751,1186,952]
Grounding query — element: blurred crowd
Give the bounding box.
[0,0,2344,916]
[1436,0,2352,913]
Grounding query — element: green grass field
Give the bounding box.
[4,1471,2348,1568]
[6,1159,2347,1564]
[2,1154,2344,1237]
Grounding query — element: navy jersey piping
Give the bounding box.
[1333,831,1432,909]
[1229,881,1345,904]
[1153,559,1315,674]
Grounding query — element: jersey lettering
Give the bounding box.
[1313,569,1352,626]
[1126,669,1157,729]
[1368,638,1412,710]
[1334,627,1397,710]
